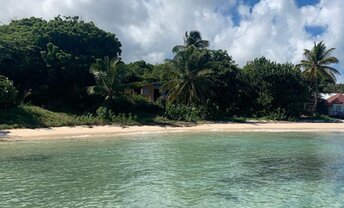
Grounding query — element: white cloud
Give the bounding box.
[0,0,343,81]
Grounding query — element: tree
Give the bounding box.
[87,57,127,106]
[323,83,344,93]
[162,47,213,105]
[172,31,209,54]
[0,16,122,111]
[243,57,309,118]
[207,50,244,114]
[0,75,17,108]
[298,41,340,112]
[125,60,155,83]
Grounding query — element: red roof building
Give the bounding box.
[327,94,344,117]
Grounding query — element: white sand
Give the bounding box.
[1,122,344,141]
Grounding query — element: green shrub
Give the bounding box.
[0,75,18,108]
[96,106,114,119]
[130,94,162,113]
[266,108,287,120]
[165,102,221,122]
[111,113,138,124]
[96,106,139,124]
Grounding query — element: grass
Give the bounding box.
[0,105,193,130]
[298,114,342,123]
[1,105,341,130]
[0,105,106,130]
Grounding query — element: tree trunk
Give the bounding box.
[313,79,318,115]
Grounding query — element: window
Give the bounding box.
[336,105,341,111]
[143,88,149,95]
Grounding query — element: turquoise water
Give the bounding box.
[1,132,344,207]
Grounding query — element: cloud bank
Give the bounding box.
[0,0,343,81]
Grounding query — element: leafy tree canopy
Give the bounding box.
[0,16,122,111]
[243,57,309,118]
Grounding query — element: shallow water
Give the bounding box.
[1,132,344,207]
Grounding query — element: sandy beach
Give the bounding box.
[1,122,344,141]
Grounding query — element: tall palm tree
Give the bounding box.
[87,56,127,105]
[162,47,213,105]
[298,41,340,111]
[172,31,209,54]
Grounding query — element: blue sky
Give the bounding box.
[295,0,319,7]
[0,0,343,82]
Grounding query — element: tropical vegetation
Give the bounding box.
[0,16,341,129]
[298,41,340,111]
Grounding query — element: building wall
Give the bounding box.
[141,85,155,102]
[329,104,344,116]
[124,88,135,96]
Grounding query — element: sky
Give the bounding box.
[0,0,343,82]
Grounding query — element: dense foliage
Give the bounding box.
[0,16,121,111]
[323,83,344,93]
[87,57,127,105]
[0,16,341,126]
[242,58,309,118]
[0,75,17,108]
[162,46,214,105]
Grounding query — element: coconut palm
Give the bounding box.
[87,56,127,105]
[162,47,214,105]
[172,31,209,54]
[298,41,340,111]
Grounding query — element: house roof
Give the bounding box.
[320,93,337,100]
[327,94,344,105]
[141,82,161,89]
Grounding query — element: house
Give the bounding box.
[124,82,163,102]
[326,94,344,117]
[140,82,162,102]
[124,88,135,96]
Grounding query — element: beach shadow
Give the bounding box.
[0,130,10,141]
[214,120,260,126]
[0,130,9,136]
[126,120,195,128]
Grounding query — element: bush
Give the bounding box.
[96,106,114,119]
[165,102,221,121]
[107,95,161,115]
[165,104,200,121]
[266,108,287,120]
[96,106,138,124]
[242,57,309,118]
[0,75,18,108]
[130,94,162,114]
[111,113,138,124]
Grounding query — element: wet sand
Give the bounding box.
[1,122,344,141]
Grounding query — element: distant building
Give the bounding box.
[124,82,163,102]
[326,94,344,117]
[140,82,162,102]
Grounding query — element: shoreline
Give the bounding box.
[1,122,344,141]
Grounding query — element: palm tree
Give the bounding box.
[172,31,209,54]
[162,47,213,105]
[87,56,127,105]
[298,41,340,111]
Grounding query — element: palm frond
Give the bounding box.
[88,56,128,102]
[323,65,341,75]
[320,47,336,60]
[172,45,186,54]
[87,86,105,96]
[318,56,339,65]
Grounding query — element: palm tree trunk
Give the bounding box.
[313,79,318,115]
